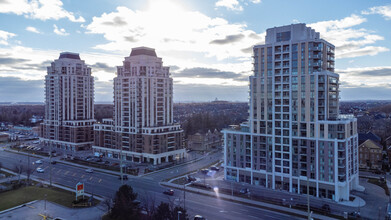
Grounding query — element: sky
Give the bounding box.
[0,0,391,103]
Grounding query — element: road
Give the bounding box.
[0,149,301,220]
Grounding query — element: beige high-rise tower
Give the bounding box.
[40,52,95,151]
[93,47,185,165]
[224,24,359,201]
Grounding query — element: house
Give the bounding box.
[0,132,9,142]
[359,139,383,169]
[187,129,222,151]
[358,131,381,145]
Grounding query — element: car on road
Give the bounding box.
[85,168,93,173]
[36,168,44,173]
[35,160,43,164]
[33,141,39,144]
[210,166,220,171]
[347,211,361,219]
[240,188,249,194]
[50,161,57,164]
[163,189,174,196]
[187,175,196,182]
[118,175,128,180]
[194,215,206,220]
[200,169,209,174]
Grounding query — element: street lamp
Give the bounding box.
[177,211,182,220]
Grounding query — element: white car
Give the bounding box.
[36,168,44,173]
[35,160,43,164]
[85,168,93,173]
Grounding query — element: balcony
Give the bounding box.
[313,46,322,51]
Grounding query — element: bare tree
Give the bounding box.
[140,190,157,218]
[102,197,113,216]
[25,167,34,185]
[357,116,374,133]
[14,164,23,183]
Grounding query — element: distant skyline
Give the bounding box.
[0,0,390,102]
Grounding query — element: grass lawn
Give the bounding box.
[0,186,81,211]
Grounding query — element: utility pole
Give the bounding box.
[120,145,123,185]
[307,175,310,220]
[183,183,186,210]
[49,143,52,186]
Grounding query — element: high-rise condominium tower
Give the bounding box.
[93,47,185,165]
[224,24,359,201]
[40,52,95,151]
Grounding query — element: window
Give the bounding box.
[276,31,291,42]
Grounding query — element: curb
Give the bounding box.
[0,200,38,214]
[160,182,338,220]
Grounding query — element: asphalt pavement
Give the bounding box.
[0,148,309,220]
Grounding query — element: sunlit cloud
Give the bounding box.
[53,24,69,36]
[0,0,85,22]
[26,26,40,34]
[362,5,391,20]
[309,14,388,58]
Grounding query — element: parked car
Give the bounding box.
[163,189,174,196]
[36,168,44,173]
[112,163,119,166]
[85,168,93,173]
[35,160,43,164]
[321,204,331,214]
[194,215,206,220]
[240,188,249,194]
[210,166,220,171]
[118,175,128,180]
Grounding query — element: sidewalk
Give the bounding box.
[4,148,212,178]
[161,181,337,220]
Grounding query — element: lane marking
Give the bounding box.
[81,175,85,178]
[64,171,69,175]
[89,177,93,181]
[98,179,102,183]
[72,173,76,177]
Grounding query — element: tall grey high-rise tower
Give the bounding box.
[40,52,95,151]
[93,47,185,165]
[224,24,359,201]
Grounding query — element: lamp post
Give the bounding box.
[177,211,182,220]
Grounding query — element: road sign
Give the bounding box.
[76,182,84,199]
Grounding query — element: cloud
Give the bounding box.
[0,76,43,102]
[338,66,391,77]
[250,0,261,3]
[26,26,40,34]
[0,0,85,22]
[215,0,243,11]
[210,34,245,45]
[85,1,263,62]
[90,62,116,73]
[172,67,248,82]
[53,24,69,36]
[173,83,248,102]
[0,30,16,45]
[362,5,391,20]
[309,14,389,58]
[0,56,30,65]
